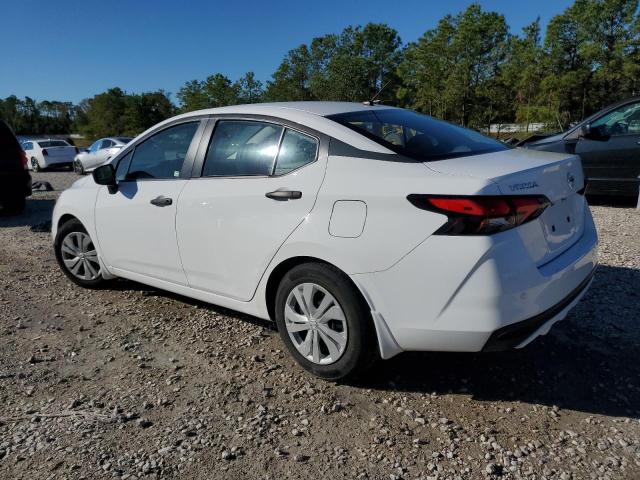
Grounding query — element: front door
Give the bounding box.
[576,100,640,195]
[177,119,326,301]
[94,120,203,285]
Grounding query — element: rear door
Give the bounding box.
[95,120,204,284]
[576,100,640,195]
[176,117,327,301]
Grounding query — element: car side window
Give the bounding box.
[115,150,133,182]
[202,121,283,177]
[100,140,113,149]
[23,142,33,151]
[591,101,640,137]
[126,122,199,180]
[274,129,318,175]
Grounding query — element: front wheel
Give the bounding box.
[31,158,40,172]
[73,160,85,175]
[54,219,105,288]
[275,263,378,380]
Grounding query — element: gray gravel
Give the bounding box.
[0,171,639,479]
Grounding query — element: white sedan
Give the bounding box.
[73,137,132,174]
[51,102,598,379]
[22,139,78,171]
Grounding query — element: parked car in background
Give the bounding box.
[520,97,640,197]
[52,102,597,380]
[22,139,78,171]
[0,121,31,214]
[73,137,133,174]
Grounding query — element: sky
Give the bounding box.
[1,0,575,104]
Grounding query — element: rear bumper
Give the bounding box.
[481,266,595,351]
[41,157,73,167]
[352,202,598,356]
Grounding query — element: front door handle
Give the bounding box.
[150,196,173,207]
[265,189,302,201]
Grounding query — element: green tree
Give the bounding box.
[235,71,264,103]
[397,4,510,128]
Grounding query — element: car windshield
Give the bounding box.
[327,109,508,161]
[38,140,69,147]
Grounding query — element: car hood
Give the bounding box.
[518,131,565,146]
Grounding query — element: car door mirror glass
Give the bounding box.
[93,164,118,193]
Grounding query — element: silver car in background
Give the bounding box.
[74,137,132,174]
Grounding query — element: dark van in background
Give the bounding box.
[0,120,31,214]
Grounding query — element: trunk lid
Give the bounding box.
[426,148,586,265]
[45,146,76,159]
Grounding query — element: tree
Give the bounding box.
[397,4,510,128]
[235,72,264,103]
[265,23,403,103]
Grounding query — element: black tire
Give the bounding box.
[54,219,106,288]
[30,157,40,172]
[1,197,26,215]
[275,262,379,380]
[74,160,85,175]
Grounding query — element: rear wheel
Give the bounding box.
[30,157,40,172]
[275,263,378,380]
[54,219,105,288]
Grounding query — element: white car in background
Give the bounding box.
[51,102,598,380]
[73,137,132,174]
[22,139,78,171]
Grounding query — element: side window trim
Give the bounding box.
[112,119,207,182]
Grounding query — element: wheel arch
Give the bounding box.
[263,255,402,359]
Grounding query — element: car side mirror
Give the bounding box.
[580,123,609,141]
[92,164,118,194]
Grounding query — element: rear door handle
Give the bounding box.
[265,189,302,201]
[150,196,173,207]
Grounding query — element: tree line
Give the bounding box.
[2,0,638,139]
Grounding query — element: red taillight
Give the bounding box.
[20,150,28,169]
[407,194,550,235]
[42,148,48,156]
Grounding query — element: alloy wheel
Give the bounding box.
[31,158,40,172]
[60,232,101,281]
[284,282,348,365]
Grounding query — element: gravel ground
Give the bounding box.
[1,171,639,480]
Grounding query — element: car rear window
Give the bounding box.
[327,109,508,161]
[38,140,69,147]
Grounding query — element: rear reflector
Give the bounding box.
[407,194,550,235]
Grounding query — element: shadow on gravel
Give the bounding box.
[0,197,56,228]
[364,264,640,419]
[101,264,640,419]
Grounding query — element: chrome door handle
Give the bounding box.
[150,196,173,207]
[265,190,302,201]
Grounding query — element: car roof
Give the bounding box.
[149,102,399,154]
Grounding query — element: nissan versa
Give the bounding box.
[52,102,598,380]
